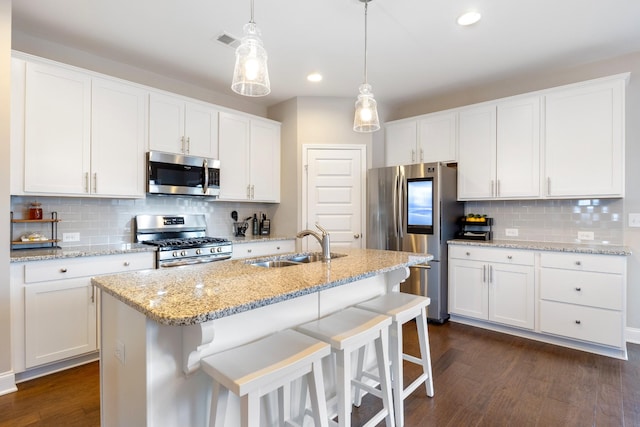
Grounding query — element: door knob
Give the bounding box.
[354,234,360,239]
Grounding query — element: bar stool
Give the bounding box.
[296,307,395,427]
[354,292,434,427]
[200,329,331,427]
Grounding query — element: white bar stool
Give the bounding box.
[354,292,434,427]
[200,329,331,427]
[296,307,395,427]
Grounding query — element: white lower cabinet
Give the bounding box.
[449,246,535,330]
[448,244,628,358]
[11,252,155,373]
[231,239,295,259]
[539,252,626,348]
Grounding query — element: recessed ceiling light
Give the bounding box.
[457,11,481,26]
[307,72,323,82]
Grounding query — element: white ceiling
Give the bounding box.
[11,0,640,111]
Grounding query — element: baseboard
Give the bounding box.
[0,370,17,396]
[626,326,640,344]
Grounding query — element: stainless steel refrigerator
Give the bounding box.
[366,162,463,323]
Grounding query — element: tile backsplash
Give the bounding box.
[465,198,624,244]
[10,195,278,247]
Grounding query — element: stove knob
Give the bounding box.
[172,251,179,258]
[195,249,201,255]
[216,247,223,253]
[181,250,187,257]
[210,248,216,254]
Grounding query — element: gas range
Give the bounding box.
[135,214,232,268]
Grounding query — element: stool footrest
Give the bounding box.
[403,353,423,366]
[403,372,431,398]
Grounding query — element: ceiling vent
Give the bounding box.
[216,32,240,49]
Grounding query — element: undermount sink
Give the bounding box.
[248,252,347,268]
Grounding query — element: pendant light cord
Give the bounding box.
[363,1,369,84]
[250,0,255,24]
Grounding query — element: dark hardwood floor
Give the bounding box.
[1,322,638,426]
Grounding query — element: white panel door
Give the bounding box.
[218,112,251,200]
[184,102,219,158]
[304,146,366,250]
[250,120,281,202]
[448,259,488,320]
[419,111,457,163]
[149,91,186,154]
[489,263,535,330]
[384,120,417,166]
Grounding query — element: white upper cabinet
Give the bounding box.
[495,96,540,199]
[457,104,497,199]
[385,111,457,166]
[91,77,147,197]
[458,96,540,200]
[23,62,92,195]
[16,59,147,198]
[418,111,457,163]
[544,76,626,198]
[218,112,281,202]
[149,91,219,158]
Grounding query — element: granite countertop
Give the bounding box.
[448,239,632,256]
[92,248,433,326]
[10,243,157,262]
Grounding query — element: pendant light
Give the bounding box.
[231,0,271,97]
[353,0,380,133]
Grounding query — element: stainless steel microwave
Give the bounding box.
[147,151,220,197]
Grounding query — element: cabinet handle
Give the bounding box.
[575,287,582,291]
[411,149,415,162]
[247,185,251,199]
[575,320,581,325]
[575,261,582,266]
[489,265,493,283]
[507,255,513,260]
[497,180,500,197]
[483,265,486,283]
[93,173,97,193]
[247,249,252,253]
[186,137,190,154]
[466,251,470,256]
[491,180,495,197]
[124,261,130,267]
[91,285,95,303]
[84,173,89,193]
[251,185,255,199]
[547,177,551,195]
[276,246,280,250]
[420,148,424,162]
[60,268,68,273]
[181,136,185,153]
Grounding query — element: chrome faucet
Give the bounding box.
[296,223,331,261]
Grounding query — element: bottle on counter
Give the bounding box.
[252,213,259,235]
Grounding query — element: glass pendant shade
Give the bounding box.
[231,22,271,97]
[353,83,380,132]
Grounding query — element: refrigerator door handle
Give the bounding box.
[398,172,405,238]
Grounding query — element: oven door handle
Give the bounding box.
[202,159,209,194]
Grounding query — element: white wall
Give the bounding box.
[0,0,13,394]
[387,51,640,332]
[268,96,378,239]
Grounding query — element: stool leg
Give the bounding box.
[308,360,329,427]
[336,348,352,427]
[416,308,434,397]
[390,320,404,427]
[210,382,229,427]
[352,345,367,407]
[375,328,395,427]
[240,392,261,427]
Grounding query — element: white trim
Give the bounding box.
[0,371,17,396]
[626,326,640,344]
[301,144,367,252]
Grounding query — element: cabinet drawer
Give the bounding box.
[540,300,623,348]
[540,252,625,273]
[24,252,155,283]
[540,268,623,310]
[448,245,534,265]
[232,240,295,259]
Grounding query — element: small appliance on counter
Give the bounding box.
[260,213,270,235]
[455,214,493,240]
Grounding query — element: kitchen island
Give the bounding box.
[92,248,431,427]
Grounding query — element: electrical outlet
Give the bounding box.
[62,232,80,242]
[115,340,125,365]
[577,231,594,241]
[505,228,519,237]
[629,213,640,227]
